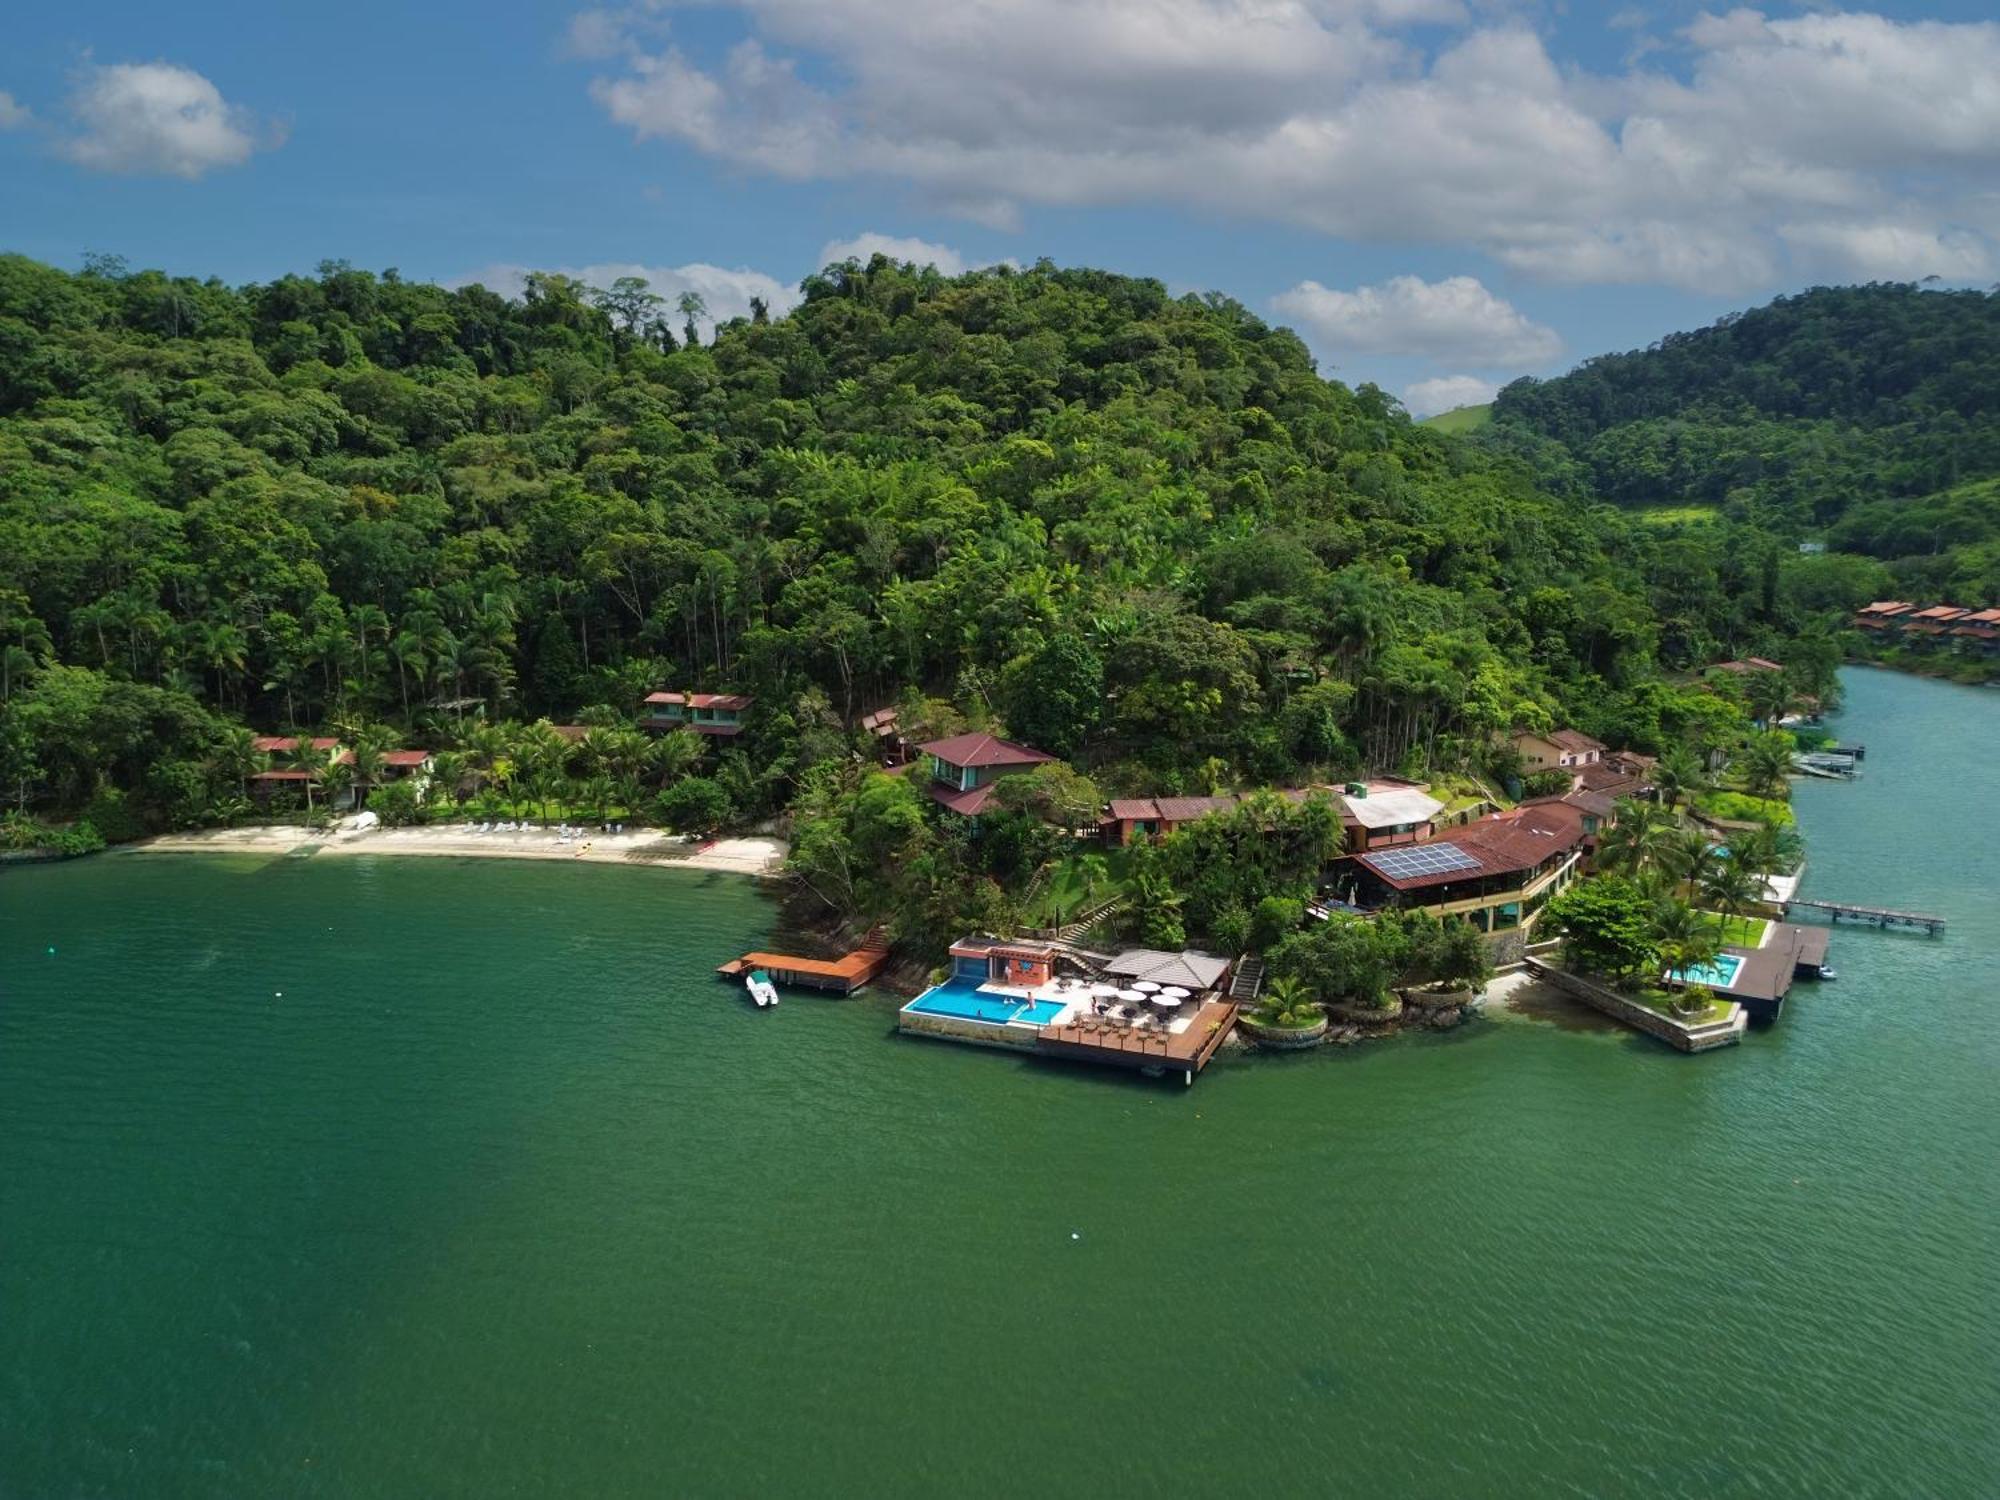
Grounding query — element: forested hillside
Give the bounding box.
[0,252,1826,870]
[1488,284,2000,603]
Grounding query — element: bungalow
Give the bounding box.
[1335,780,1443,854]
[642,691,752,735]
[1512,727,1606,772]
[1336,801,1588,939]
[1103,794,1243,845]
[917,732,1057,815]
[859,707,912,764]
[1950,609,2000,655]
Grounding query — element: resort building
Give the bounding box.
[898,936,1239,1085]
[1102,795,1244,845]
[1511,728,1606,772]
[1852,600,2000,655]
[642,691,752,736]
[1334,801,1588,941]
[1100,781,1438,852]
[1334,780,1443,854]
[916,732,1057,815]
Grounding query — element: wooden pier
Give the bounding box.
[717,930,890,994]
[1782,900,1945,935]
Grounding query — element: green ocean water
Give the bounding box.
[3,666,1996,1498]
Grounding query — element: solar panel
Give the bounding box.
[1366,842,1482,880]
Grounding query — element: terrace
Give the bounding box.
[898,936,1238,1084]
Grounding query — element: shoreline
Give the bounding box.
[122,823,788,878]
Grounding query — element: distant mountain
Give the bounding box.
[1484,284,2000,601]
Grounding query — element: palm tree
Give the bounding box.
[1259,974,1315,1027]
[1654,900,1725,1007]
[350,604,390,702]
[1655,825,1717,892]
[1734,732,1794,800]
[212,726,265,801]
[1651,746,1708,812]
[649,729,704,788]
[1744,669,1792,729]
[1596,799,1673,877]
[1698,858,1768,928]
[1074,852,1110,905]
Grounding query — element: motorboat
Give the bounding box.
[746,969,780,1007]
[1817,967,1838,982]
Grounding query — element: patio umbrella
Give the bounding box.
[1131,980,1162,993]
[1153,993,1183,1011]
[1089,982,1121,997]
[1159,986,1191,999]
[1116,989,1147,1003]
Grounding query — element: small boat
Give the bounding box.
[1817,967,1838,982]
[745,969,779,1008]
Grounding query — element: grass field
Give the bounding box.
[1634,504,1720,526]
[1029,845,1135,927]
[1421,403,1492,435]
[1706,914,1771,948]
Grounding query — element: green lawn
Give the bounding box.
[1697,789,1795,826]
[1420,403,1492,435]
[1708,914,1770,948]
[1632,987,1736,1025]
[1030,845,1136,927]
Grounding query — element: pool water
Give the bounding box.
[1672,953,1745,990]
[903,976,1067,1026]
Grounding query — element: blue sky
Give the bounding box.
[3,2,1995,413]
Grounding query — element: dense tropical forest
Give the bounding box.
[1487,283,2000,608]
[0,250,1844,943]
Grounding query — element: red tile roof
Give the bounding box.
[1358,803,1584,892]
[643,692,684,706]
[1859,600,1914,616]
[1548,728,1606,753]
[918,733,1057,769]
[382,750,431,767]
[250,735,341,753]
[926,780,999,815]
[1911,605,1969,622]
[689,693,752,710]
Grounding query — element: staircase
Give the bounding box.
[1229,956,1266,1003]
[1057,897,1125,945]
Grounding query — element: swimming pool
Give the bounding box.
[1671,953,1746,990]
[903,976,1068,1026]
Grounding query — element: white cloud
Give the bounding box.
[454,260,801,336]
[0,91,30,130]
[1403,375,1497,418]
[58,62,273,179]
[574,4,2000,293]
[1272,274,1561,366]
[1778,221,1993,282]
[818,232,967,274]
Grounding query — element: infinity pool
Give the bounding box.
[1671,953,1746,990]
[903,976,1068,1026]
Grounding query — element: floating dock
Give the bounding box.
[1782,900,1945,935]
[717,931,890,994]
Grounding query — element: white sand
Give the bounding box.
[129,823,788,877]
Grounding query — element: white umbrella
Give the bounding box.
[1116,988,1147,1002]
[1153,993,1183,1010]
[1089,982,1121,997]
[1159,986,1192,999]
[1131,980,1162,993]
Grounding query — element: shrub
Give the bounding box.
[1249,896,1303,952]
[657,775,731,833]
[1521,769,1573,799]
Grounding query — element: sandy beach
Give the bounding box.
[128,822,788,877]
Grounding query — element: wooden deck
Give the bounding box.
[1035,1000,1238,1084]
[717,932,890,994]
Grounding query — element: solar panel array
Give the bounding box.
[1366,842,1482,880]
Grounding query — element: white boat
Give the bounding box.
[746,969,779,1008]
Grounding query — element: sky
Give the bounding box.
[2,2,1996,414]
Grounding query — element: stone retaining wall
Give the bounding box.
[1236,1014,1328,1049]
[1523,958,1745,1053]
[895,1009,1040,1052]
